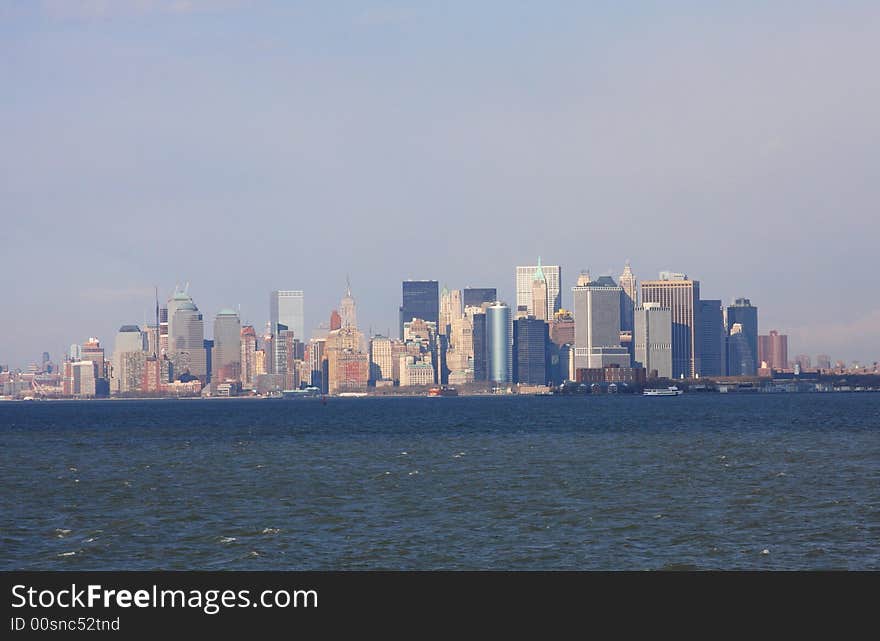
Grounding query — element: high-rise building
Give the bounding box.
[470,310,488,382]
[486,302,512,384]
[572,274,631,370]
[81,338,106,380]
[759,330,788,370]
[212,309,241,386]
[516,260,561,320]
[326,326,369,394]
[725,298,758,376]
[240,325,257,389]
[438,287,462,336]
[698,299,726,377]
[530,261,549,322]
[641,272,700,378]
[399,355,434,387]
[369,335,394,384]
[462,288,497,309]
[111,325,146,394]
[634,303,672,379]
[513,317,550,385]
[166,285,193,348]
[269,290,305,341]
[618,261,637,332]
[329,310,342,331]
[816,354,831,371]
[549,309,575,347]
[339,279,357,330]
[170,299,207,382]
[794,354,812,371]
[308,338,327,391]
[399,280,439,339]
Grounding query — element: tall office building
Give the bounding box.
[530,262,549,322]
[438,286,461,336]
[111,325,146,394]
[81,338,106,380]
[339,280,357,330]
[212,309,241,385]
[399,280,439,339]
[166,285,193,347]
[759,330,788,370]
[516,259,561,319]
[634,303,672,379]
[486,302,512,384]
[170,299,207,382]
[699,299,726,377]
[369,335,394,383]
[549,309,575,347]
[618,261,637,332]
[725,298,758,375]
[462,288,496,309]
[727,324,754,377]
[572,275,630,370]
[240,325,257,389]
[270,290,304,340]
[513,317,550,385]
[470,310,488,381]
[641,272,700,378]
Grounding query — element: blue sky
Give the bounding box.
[1,1,878,367]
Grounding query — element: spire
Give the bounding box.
[533,255,546,282]
[345,274,352,297]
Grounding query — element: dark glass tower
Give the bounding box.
[399,280,439,339]
[726,298,758,375]
[462,287,497,309]
[513,317,550,385]
[698,299,726,376]
[471,312,487,381]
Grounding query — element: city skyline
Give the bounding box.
[2,260,878,372]
[2,3,879,367]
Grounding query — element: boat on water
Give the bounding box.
[643,386,683,397]
[428,386,459,397]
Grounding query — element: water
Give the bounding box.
[1,394,878,570]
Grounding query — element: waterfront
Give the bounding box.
[1,394,878,570]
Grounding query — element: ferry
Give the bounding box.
[428,386,459,397]
[643,386,683,397]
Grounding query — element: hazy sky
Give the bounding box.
[2,1,878,368]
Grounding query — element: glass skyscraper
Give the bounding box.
[399,280,439,339]
[726,298,758,376]
[486,302,512,383]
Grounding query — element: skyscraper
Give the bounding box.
[369,335,394,384]
[634,303,672,379]
[269,290,304,340]
[530,261,549,322]
[212,309,241,385]
[111,325,146,394]
[641,272,700,378]
[759,330,788,370]
[513,317,550,385]
[170,299,207,382]
[471,310,488,382]
[572,274,630,370]
[399,280,439,339]
[240,325,257,389]
[727,324,754,377]
[516,259,561,319]
[618,261,637,332]
[462,287,496,309]
[725,298,758,376]
[339,279,357,330]
[698,299,726,377]
[486,302,512,384]
[81,338,106,380]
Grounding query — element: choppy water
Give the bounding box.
[1,394,878,570]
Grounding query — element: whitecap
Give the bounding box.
[58,551,77,557]
[55,528,71,538]
[761,548,770,555]
[261,528,280,535]
[408,470,419,476]
[220,536,237,544]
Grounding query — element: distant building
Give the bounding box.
[240,325,257,389]
[399,280,439,339]
[618,261,637,332]
[513,317,550,385]
[169,294,207,383]
[462,288,497,309]
[634,303,672,379]
[572,273,630,370]
[81,338,106,380]
[725,298,758,375]
[471,310,488,381]
[111,325,146,394]
[269,290,305,342]
[516,260,561,320]
[794,354,812,371]
[816,354,831,371]
[758,330,788,370]
[698,299,726,377]
[212,309,241,387]
[641,272,700,378]
[369,335,394,384]
[549,309,575,347]
[487,302,512,384]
